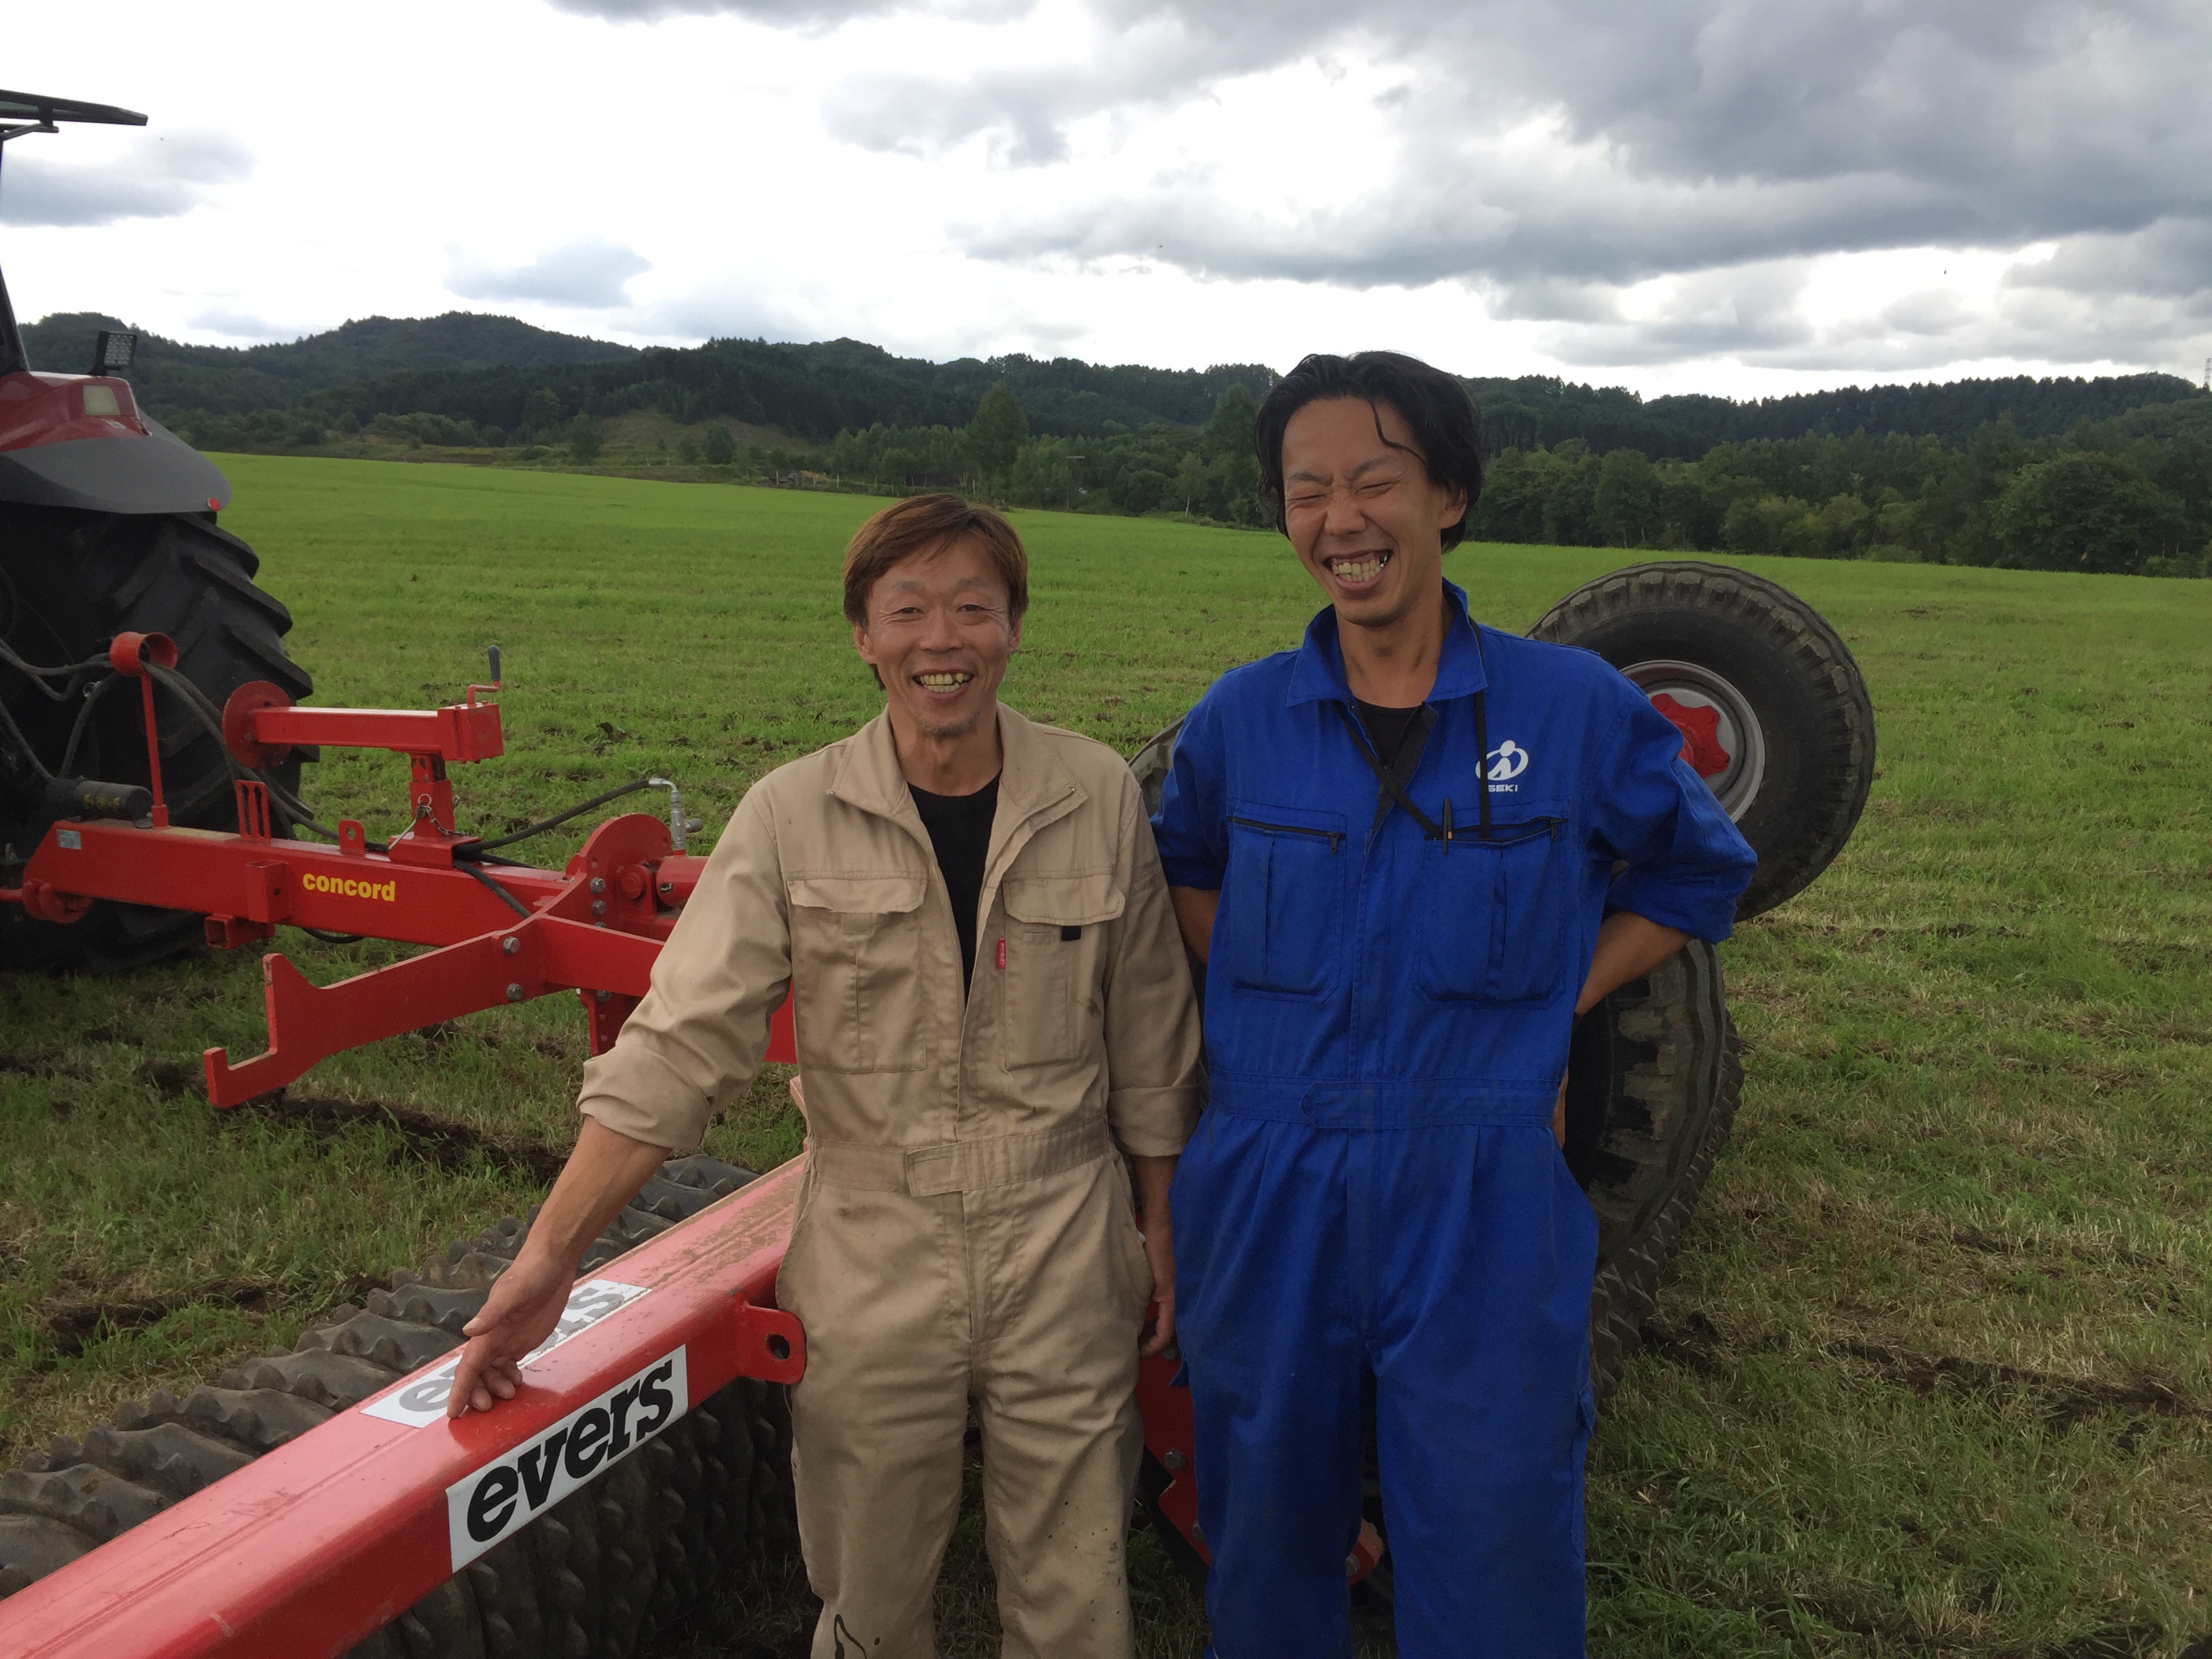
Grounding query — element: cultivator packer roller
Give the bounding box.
[0,1159,808,1659]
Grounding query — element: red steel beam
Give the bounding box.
[22,819,588,948]
[245,701,504,764]
[0,1160,806,1659]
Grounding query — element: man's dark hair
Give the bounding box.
[842,492,1029,630]
[1254,352,1486,548]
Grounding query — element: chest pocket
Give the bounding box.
[1418,812,1570,1004]
[998,871,1124,1069]
[788,873,931,1073]
[1224,800,1347,998]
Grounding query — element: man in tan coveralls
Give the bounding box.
[449,493,1204,1659]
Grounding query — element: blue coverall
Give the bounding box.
[1151,581,1756,1658]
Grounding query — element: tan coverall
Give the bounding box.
[577,704,1204,1659]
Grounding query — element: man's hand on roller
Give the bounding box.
[449,1250,573,1416]
[447,1118,674,1418]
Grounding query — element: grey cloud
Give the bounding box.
[0,131,251,228]
[1529,261,1817,367]
[546,0,1019,24]
[548,0,889,20]
[447,238,652,308]
[1881,291,1975,338]
[185,308,295,342]
[815,0,2212,365]
[2007,218,2212,302]
[546,0,2212,367]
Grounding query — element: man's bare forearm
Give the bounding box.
[1576,912,1689,1017]
[1132,1154,1176,1226]
[520,1118,674,1269]
[1168,886,1219,964]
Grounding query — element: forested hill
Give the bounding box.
[1473,372,2206,458]
[27,307,2208,453]
[21,311,637,419]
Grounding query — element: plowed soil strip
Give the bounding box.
[226,1093,568,1184]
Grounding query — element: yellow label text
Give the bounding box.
[303,872,397,902]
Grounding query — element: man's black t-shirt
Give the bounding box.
[909,776,1000,992]
[1353,698,1426,767]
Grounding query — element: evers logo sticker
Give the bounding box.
[303,871,398,901]
[447,1348,687,1572]
[361,1279,651,1428]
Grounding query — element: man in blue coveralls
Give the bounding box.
[1151,351,1757,1658]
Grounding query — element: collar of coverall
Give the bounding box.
[1284,577,1490,709]
[827,703,1088,877]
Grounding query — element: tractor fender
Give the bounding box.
[0,415,231,515]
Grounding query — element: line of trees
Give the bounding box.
[1473,399,2212,576]
[817,381,1267,525]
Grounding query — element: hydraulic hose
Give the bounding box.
[470,777,655,850]
[0,640,107,701]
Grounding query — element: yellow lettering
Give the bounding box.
[303,869,397,901]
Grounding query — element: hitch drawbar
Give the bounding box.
[0,1160,808,1659]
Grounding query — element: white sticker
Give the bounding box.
[56,829,81,850]
[361,1279,651,1428]
[447,1347,688,1572]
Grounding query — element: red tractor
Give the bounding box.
[0,89,315,975]
[0,87,1875,1659]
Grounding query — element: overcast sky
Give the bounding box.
[7,0,2210,398]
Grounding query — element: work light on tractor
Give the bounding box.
[0,87,1876,1659]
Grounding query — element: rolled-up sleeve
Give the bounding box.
[1591,687,1758,943]
[1103,773,1204,1158]
[1150,693,1229,891]
[576,783,792,1151]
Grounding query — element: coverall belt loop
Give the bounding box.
[808,1118,1114,1195]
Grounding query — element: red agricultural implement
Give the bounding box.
[0,607,1846,1655]
[6,638,797,1107]
[0,649,1229,1657]
[0,83,1873,1659]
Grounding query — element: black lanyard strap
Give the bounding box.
[1332,623,1494,843]
[1327,703,1486,844]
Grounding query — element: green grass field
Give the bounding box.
[4,456,2210,1657]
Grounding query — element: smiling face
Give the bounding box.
[852,535,1020,742]
[1279,396,1468,634]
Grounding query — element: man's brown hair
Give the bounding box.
[841,493,1029,630]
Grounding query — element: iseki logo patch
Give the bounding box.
[447,1348,687,1570]
[1486,739,1530,790]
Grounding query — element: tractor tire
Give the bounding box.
[0,1153,798,1659]
[0,507,313,973]
[1572,941,1743,1405]
[1528,560,1875,920]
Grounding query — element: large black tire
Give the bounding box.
[0,507,312,972]
[1571,941,1743,1404]
[0,1154,798,1658]
[1528,560,1875,920]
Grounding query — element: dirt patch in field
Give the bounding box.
[1637,1316,2203,1433]
[222,1092,568,1185]
[1829,1340,2201,1433]
[36,1271,388,1364]
[0,1048,94,1082]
